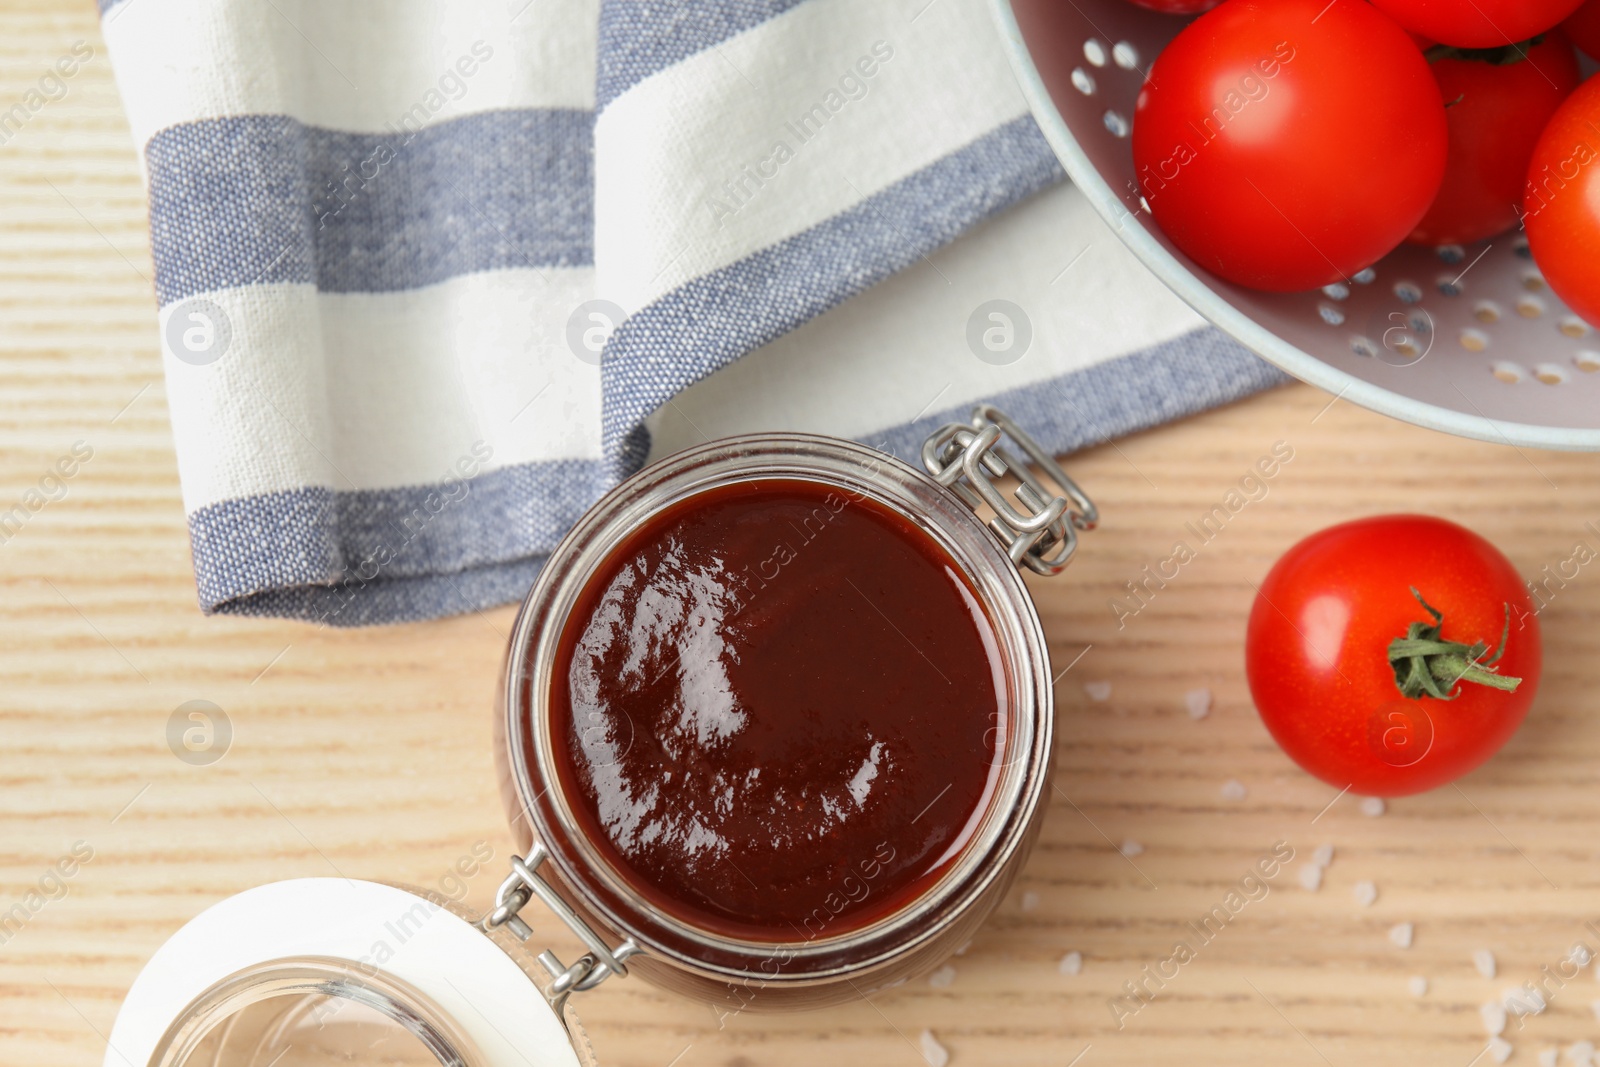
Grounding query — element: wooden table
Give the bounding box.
[6,3,1600,1065]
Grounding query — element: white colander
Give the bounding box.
[992,0,1600,451]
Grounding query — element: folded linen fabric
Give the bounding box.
[99,0,1283,626]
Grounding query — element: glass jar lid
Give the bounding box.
[106,879,588,1067]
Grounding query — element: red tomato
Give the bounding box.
[1525,76,1600,327]
[1246,516,1540,797]
[1123,0,1222,11]
[1132,0,1447,292]
[1365,0,1435,47]
[1370,0,1586,47]
[1564,0,1600,58]
[1409,33,1581,246]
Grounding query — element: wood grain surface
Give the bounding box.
[6,3,1600,1065]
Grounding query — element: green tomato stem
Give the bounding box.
[1387,587,1522,701]
[1423,35,1545,68]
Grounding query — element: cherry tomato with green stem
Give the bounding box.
[1246,515,1540,797]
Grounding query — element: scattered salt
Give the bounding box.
[1572,943,1594,967]
[1503,984,1547,1017]
[1298,864,1324,891]
[1221,779,1247,800]
[1184,688,1212,719]
[1539,1048,1558,1067]
[1481,999,1507,1036]
[1312,844,1335,868]
[1408,975,1429,997]
[1488,1036,1513,1064]
[1389,922,1413,949]
[1084,681,1112,702]
[1474,948,1498,979]
[1059,951,1083,976]
[1120,839,1144,857]
[928,965,956,989]
[1566,1039,1595,1066]
[920,1029,950,1067]
[1353,880,1378,907]
[1020,890,1039,912]
[1360,796,1386,817]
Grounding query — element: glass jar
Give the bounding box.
[105,407,1096,1065]
[495,407,1096,1011]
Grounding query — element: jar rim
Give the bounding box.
[150,956,480,1067]
[503,433,1054,983]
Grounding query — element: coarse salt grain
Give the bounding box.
[1353,880,1378,907]
[1185,688,1212,719]
[1020,891,1040,912]
[928,965,956,988]
[1566,1039,1595,1065]
[1503,984,1547,1016]
[1474,948,1498,979]
[1298,863,1324,891]
[1084,681,1112,702]
[1572,943,1594,967]
[1539,1049,1558,1067]
[1360,796,1386,817]
[1313,844,1334,868]
[1481,999,1508,1036]
[1389,922,1414,949]
[920,1029,950,1067]
[1120,839,1145,857]
[1489,1036,1513,1064]
[1059,951,1083,976]
[1221,779,1247,800]
[1408,975,1429,997]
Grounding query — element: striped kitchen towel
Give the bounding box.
[100,0,1282,626]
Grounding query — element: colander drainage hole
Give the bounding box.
[1491,361,1526,384]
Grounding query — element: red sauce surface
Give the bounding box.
[548,479,1005,941]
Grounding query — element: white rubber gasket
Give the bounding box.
[105,879,578,1067]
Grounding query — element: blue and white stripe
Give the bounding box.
[100,0,1277,625]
